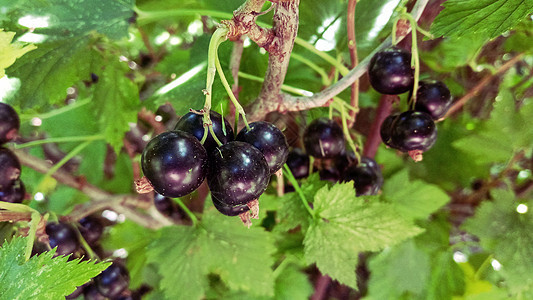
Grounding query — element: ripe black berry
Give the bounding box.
[83,283,107,300]
[78,216,104,246]
[212,195,250,216]
[174,110,234,154]
[414,79,452,120]
[95,262,130,298]
[141,131,208,198]
[368,46,414,95]
[342,157,383,196]
[0,147,21,190]
[236,121,289,174]
[207,141,270,206]
[154,193,183,220]
[381,111,437,152]
[0,102,20,144]
[286,148,310,179]
[45,222,80,256]
[303,118,345,158]
[0,179,25,203]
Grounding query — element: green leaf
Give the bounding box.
[463,189,533,296]
[382,169,450,220]
[421,36,486,73]
[0,29,36,78]
[0,236,110,300]
[426,251,465,300]
[431,0,533,40]
[91,57,140,153]
[366,240,431,300]
[453,89,533,165]
[101,221,155,289]
[304,183,423,289]
[275,173,326,233]
[4,0,134,109]
[147,209,276,300]
[273,264,313,300]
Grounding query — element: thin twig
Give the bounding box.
[347,0,359,127]
[363,95,396,158]
[444,54,524,118]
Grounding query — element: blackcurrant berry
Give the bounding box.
[0,147,21,190]
[383,111,437,152]
[78,216,104,246]
[303,118,345,158]
[141,131,208,198]
[368,46,414,95]
[342,157,383,196]
[0,179,25,203]
[174,110,234,154]
[286,148,310,179]
[414,79,452,120]
[207,141,270,206]
[95,262,130,299]
[380,113,398,149]
[212,195,250,216]
[83,283,107,300]
[236,121,289,174]
[154,193,184,220]
[45,222,80,256]
[0,102,20,144]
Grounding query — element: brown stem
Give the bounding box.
[13,149,168,229]
[229,36,245,126]
[0,211,32,223]
[347,0,359,127]
[362,95,395,158]
[311,274,331,300]
[444,54,524,118]
[247,0,429,121]
[249,0,300,119]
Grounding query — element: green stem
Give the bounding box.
[134,7,232,26]
[19,98,91,122]
[400,12,421,109]
[204,27,229,112]
[13,135,104,149]
[238,72,313,96]
[283,164,315,218]
[215,54,250,130]
[290,53,331,85]
[37,140,92,191]
[209,125,223,147]
[174,198,198,226]
[0,202,42,261]
[74,226,98,260]
[336,100,359,161]
[295,39,349,76]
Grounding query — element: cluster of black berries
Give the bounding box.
[140,110,289,219]
[41,217,139,299]
[286,118,383,197]
[368,46,452,158]
[0,103,25,204]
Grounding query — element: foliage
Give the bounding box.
[0,236,110,300]
[0,0,532,299]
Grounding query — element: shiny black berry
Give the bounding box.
[154,193,183,220]
[380,113,397,149]
[78,216,104,246]
[382,111,437,152]
[0,147,21,190]
[83,284,106,300]
[414,79,452,120]
[286,148,310,179]
[212,195,250,216]
[0,179,25,203]
[45,222,80,256]
[95,262,130,298]
[174,110,234,154]
[303,118,345,158]
[0,102,20,144]
[368,46,414,95]
[207,141,270,206]
[342,157,383,196]
[236,121,289,174]
[141,131,208,198]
